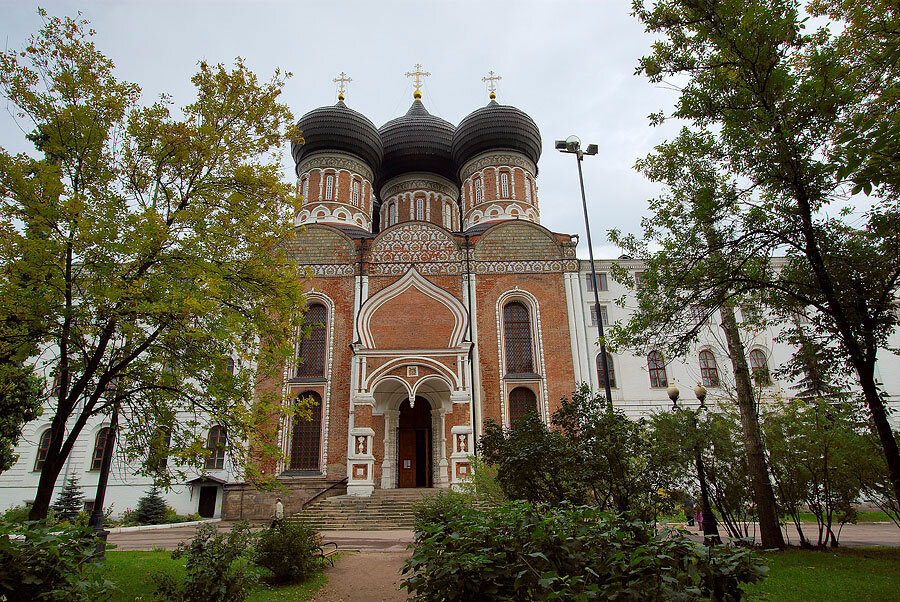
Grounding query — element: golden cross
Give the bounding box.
[482,70,502,95]
[333,72,352,100]
[405,63,431,96]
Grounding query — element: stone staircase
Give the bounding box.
[289,487,441,530]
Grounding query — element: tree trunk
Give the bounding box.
[860,370,900,505]
[28,446,66,520]
[720,306,785,549]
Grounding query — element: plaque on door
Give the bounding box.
[403,459,411,469]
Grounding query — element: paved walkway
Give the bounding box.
[312,552,409,602]
[669,521,900,547]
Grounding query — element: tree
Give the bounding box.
[0,10,307,520]
[133,486,168,525]
[0,364,43,474]
[632,0,900,515]
[51,474,85,522]
[609,128,785,547]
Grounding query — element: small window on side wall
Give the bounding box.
[205,426,226,470]
[597,353,616,389]
[508,387,537,425]
[586,273,608,292]
[647,351,667,388]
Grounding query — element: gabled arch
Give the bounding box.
[357,268,468,349]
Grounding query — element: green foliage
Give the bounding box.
[154,521,256,602]
[762,397,884,547]
[0,364,42,474]
[0,520,114,601]
[412,490,472,532]
[133,486,168,525]
[52,474,85,522]
[480,385,680,521]
[456,456,507,506]
[253,521,321,584]
[0,9,307,518]
[402,500,767,601]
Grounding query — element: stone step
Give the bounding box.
[289,487,441,530]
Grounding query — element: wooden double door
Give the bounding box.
[397,397,432,488]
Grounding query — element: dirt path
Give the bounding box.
[312,551,410,602]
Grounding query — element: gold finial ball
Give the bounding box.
[489,91,496,100]
[338,93,345,101]
[413,89,422,100]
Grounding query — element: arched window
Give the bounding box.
[205,426,226,470]
[324,175,334,200]
[290,391,322,471]
[297,304,327,378]
[302,177,309,202]
[389,202,397,226]
[508,387,537,424]
[500,172,510,197]
[225,357,235,376]
[647,351,667,388]
[525,175,532,204]
[352,180,360,206]
[443,204,450,228]
[504,301,534,373]
[416,198,424,221]
[474,177,484,204]
[749,349,771,386]
[90,427,110,471]
[34,429,53,471]
[596,352,616,389]
[699,349,720,387]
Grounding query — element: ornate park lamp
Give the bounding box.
[556,136,612,407]
[88,377,120,559]
[667,382,721,545]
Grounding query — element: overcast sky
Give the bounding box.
[1,0,686,258]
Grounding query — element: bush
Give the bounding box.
[133,486,168,525]
[402,500,767,601]
[413,490,471,531]
[0,520,114,601]
[457,456,508,506]
[253,521,322,583]
[154,521,256,602]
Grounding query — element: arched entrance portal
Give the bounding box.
[397,397,432,488]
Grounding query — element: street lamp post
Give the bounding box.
[556,136,613,407]
[668,382,721,545]
[88,381,120,560]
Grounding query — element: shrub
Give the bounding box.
[154,521,256,602]
[402,500,767,601]
[0,520,114,601]
[253,521,321,584]
[412,490,471,532]
[457,456,507,506]
[133,486,168,525]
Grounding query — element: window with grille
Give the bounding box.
[590,305,609,327]
[508,387,537,424]
[325,175,334,200]
[225,357,235,376]
[699,349,720,387]
[647,351,667,388]
[416,198,424,220]
[90,427,110,471]
[475,178,483,203]
[500,172,510,197]
[34,429,53,471]
[585,273,608,292]
[302,177,309,202]
[749,349,771,386]
[290,391,322,471]
[525,176,532,203]
[690,305,706,325]
[596,353,616,389]
[443,204,450,228]
[389,203,397,226]
[205,426,226,470]
[634,271,646,289]
[297,304,327,378]
[504,302,534,373]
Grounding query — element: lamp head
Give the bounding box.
[694,382,708,405]
[555,140,567,151]
[585,143,599,155]
[565,135,581,152]
[667,383,680,403]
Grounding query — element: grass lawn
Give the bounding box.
[792,511,896,524]
[102,550,326,601]
[743,547,900,602]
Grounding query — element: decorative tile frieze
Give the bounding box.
[297,152,374,183]
[474,259,579,274]
[460,151,537,182]
[369,223,461,264]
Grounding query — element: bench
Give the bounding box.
[317,541,339,566]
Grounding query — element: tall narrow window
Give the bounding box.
[90,427,110,471]
[416,198,424,220]
[297,304,327,378]
[443,204,450,228]
[474,177,483,204]
[504,301,534,373]
[648,351,667,388]
[597,353,616,389]
[500,172,510,197]
[586,273,608,292]
[390,203,397,226]
[205,426,226,470]
[352,181,360,206]
[325,175,334,200]
[749,349,771,386]
[290,391,322,471]
[34,429,53,471]
[590,305,609,327]
[225,357,235,376]
[634,271,646,289]
[524,175,532,204]
[508,387,537,424]
[699,349,720,387]
[150,427,171,471]
[302,177,309,202]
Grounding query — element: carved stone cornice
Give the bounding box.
[297,152,374,183]
[460,151,537,182]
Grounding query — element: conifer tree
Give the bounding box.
[133,486,168,525]
[51,474,84,522]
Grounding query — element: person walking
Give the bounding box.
[272,497,284,528]
[683,495,695,526]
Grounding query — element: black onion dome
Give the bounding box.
[291,100,383,172]
[452,100,542,171]
[377,99,457,186]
